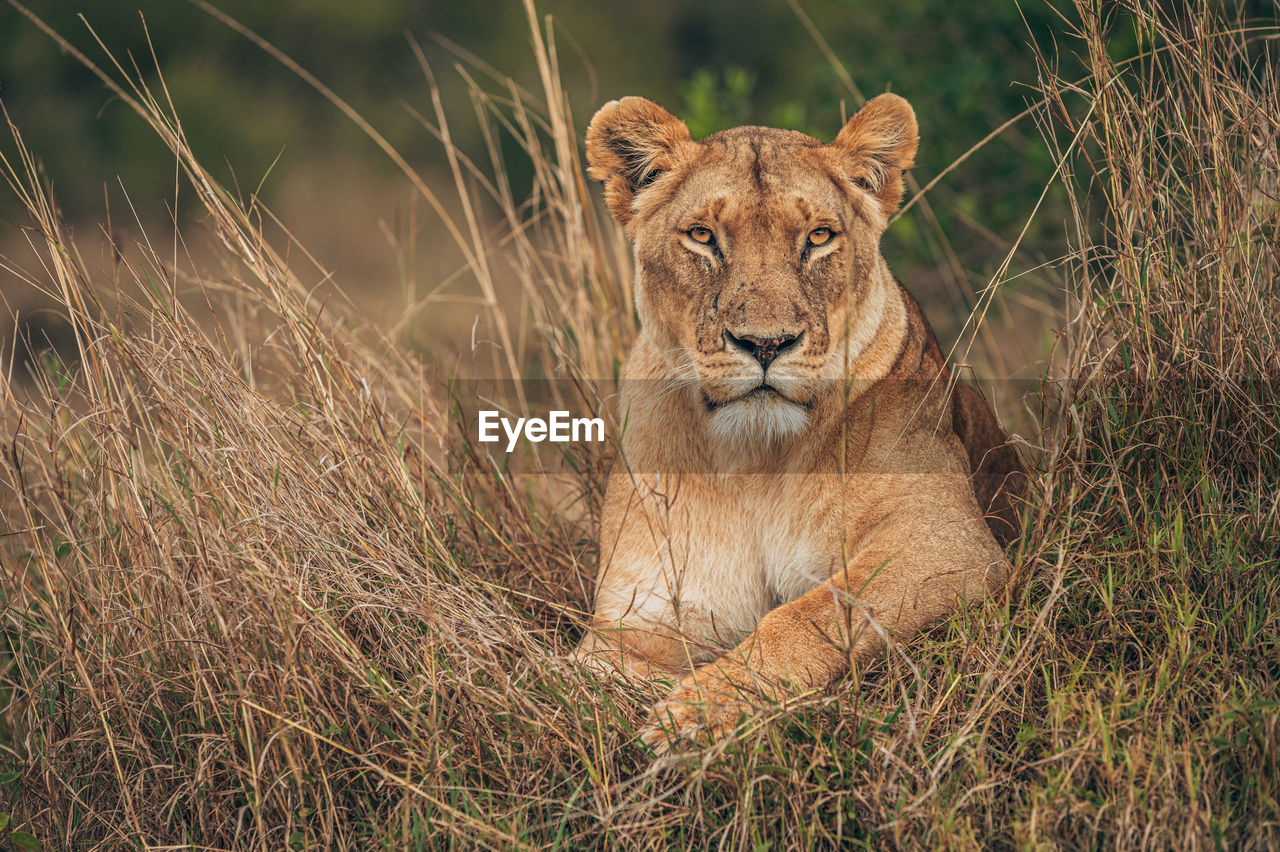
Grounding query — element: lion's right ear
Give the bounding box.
[586,97,696,226]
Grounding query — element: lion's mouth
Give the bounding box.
[701,384,807,412]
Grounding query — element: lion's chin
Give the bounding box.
[705,389,810,446]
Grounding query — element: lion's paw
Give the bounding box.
[638,669,757,755]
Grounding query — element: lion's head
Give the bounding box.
[586,95,918,444]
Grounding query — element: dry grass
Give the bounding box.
[0,0,1277,849]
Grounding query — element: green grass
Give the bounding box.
[0,0,1277,849]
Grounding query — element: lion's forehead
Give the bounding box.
[665,139,853,231]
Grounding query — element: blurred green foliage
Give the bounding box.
[0,2,1066,207]
[680,67,758,139]
[0,0,1177,308]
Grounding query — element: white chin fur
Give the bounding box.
[707,392,809,445]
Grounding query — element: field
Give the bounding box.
[0,0,1277,849]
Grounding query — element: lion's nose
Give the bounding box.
[724,330,802,370]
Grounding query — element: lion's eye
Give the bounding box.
[807,227,834,247]
[688,226,715,245]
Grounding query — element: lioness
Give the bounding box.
[576,94,1023,750]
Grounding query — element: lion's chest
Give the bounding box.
[734,477,846,608]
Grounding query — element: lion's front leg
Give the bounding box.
[577,473,774,686]
[573,620,690,682]
[638,599,848,751]
[640,501,1011,752]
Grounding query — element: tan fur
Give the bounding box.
[578,94,1025,750]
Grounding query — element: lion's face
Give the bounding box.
[587,95,918,443]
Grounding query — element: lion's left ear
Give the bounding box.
[832,94,919,218]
